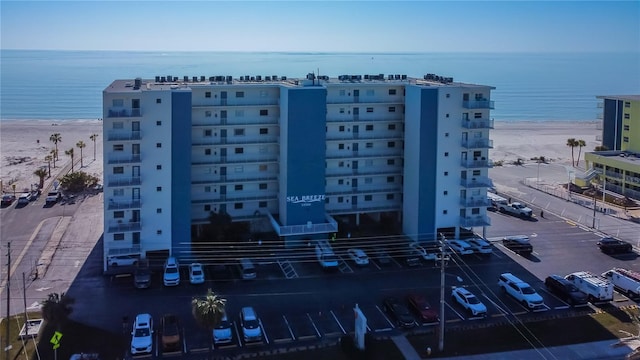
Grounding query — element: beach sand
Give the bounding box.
[0,119,599,193]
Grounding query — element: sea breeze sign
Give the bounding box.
[286,195,325,207]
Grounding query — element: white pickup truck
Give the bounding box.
[498,202,533,218]
[601,268,640,298]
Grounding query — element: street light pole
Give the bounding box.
[438,234,446,353]
[592,188,597,229]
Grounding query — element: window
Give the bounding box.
[235,184,243,191]
[446,114,449,118]
[339,125,345,132]
[623,136,629,142]
[338,196,344,203]
[259,201,267,208]
[364,195,372,201]
[338,179,344,185]
[475,93,483,100]
[388,124,396,130]
[234,203,243,209]
[259,164,267,171]
[446,93,450,98]
[444,171,448,176]
[259,109,268,116]
[444,191,448,195]
[388,89,396,95]
[156,121,162,126]
[339,161,344,167]
[624,125,630,131]
[443,210,448,215]
[113,167,124,174]
[366,124,373,131]
[113,144,124,151]
[156,165,162,170]
[236,91,245,98]
[156,186,162,192]
[205,111,212,117]
[205,91,211,98]
[157,208,162,214]
[387,141,395,148]
[365,177,373,184]
[112,99,124,107]
[156,98,161,104]
[387,176,394,183]
[114,233,125,241]
[204,129,212,137]
[387,159,395,165]
[235,147,244,154]
[260,128,268,134]
[366,89,374,96]
[339,108,345,114]
[113,189,124,196]
[624,114,630,119]
[114,211,124,218]
[234,128,245,136]
[366,107,374,113]
[204,205,211,211]
[259,183,267,190]
[625,102,631,108]
[339,90,346,96]
[386,194,394,200]
[472,170,481,176]
[445,132,449,137]
[472,208,480,215]
[156,143,162,148]
[157,230,162,235]
[205,149,211,155]
[474,112,482,119]
[204,186,211,192]
[366,142,373,148]
[444,152,449,157]
[339,144,345,150]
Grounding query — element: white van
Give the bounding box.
[238,258,256,280]
[315,240,339,270]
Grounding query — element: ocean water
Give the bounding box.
[1,50,638,121]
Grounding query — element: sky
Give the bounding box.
[1,1,639,53]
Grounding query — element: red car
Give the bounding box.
[1,194,16,206]
[407,294,439,323]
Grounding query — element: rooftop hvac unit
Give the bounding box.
[193,76,198,82]
[134,78,142,89]
[226,76,233,82]
[160,76,166,82]
[209,76,215,81]
[265,76,271,81]
[281,76,287,80]
[272,75,278,80]
[256,75,262,81]
[201,76,206,81]
[306,73,315,80]
[155,76,160,82]
[245,75,250,81]
[395,74,400,80]
[250,76,255,81]
[401,75,407,80]
[364,74,369,80]
[446,77,453,83]
[167,75,172,82]
[379,73,384,80]
[388,75,393,80]
[184,76,189,82]
[240,76,245,81]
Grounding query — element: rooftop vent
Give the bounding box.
[155,76,160,82]
[184,76,189,82]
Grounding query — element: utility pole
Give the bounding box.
[438,234,446,353]
[5,242,11,356]
[23,272,28,335]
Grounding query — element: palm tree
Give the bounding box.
[41,292,75,327]
[50,133,62,160]
[566,138,578,166]
[34,168,47,190]
[65,148,75,173]
[45,155,52,177]
[576,139,587,167]
[192,289,226,359]
[76,140,86,168]
[89,133,98,160]
[50,149,58,168]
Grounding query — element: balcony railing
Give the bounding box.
[107,108,142,118]
[460,176,493,188]
[460,215,491,227]
[107,200,141,210]
[108,154,141,164]
[108,221,141,233]
[460,198,492,207]
[107,176,141,187]
[325,150,403,159]
[192,155,279,165]
[267,213,339,237]
[462,100,495,109]
[462,139,493,149]
[107,130,141,141]
[461,118,494,129]
[461,159,493,168]
[107,246,141,256]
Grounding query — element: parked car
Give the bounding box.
[130,313,153,355]
[133,266,151,289]
[466,237,493,255]
[163,257,180,286]
[451,287,487,317]
[240,307,263,343]
[108,254,139,267]
[213,311,233,345]
[45,190,62,204]
[502,235,533,255]
[445,240,474,255]
[373,248,393,265]
[1,194,16,206]
[383,297,415,328]
[407,294,439,323]
[160,314,181,352]
[409,242,442,261]
[347,248,369,266]
[597,237,633,254]
[498,273,545,310]
[17,193,31,205]
[189,263,205,284]
[544,275,588,306]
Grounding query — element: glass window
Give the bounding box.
[113,167,124,174]
[205,92,211,98]
[236,91,244,98]
[260,109,268,116]
[366,107,374,113]
[364,195,372,201]
[204,205,211,211]
[365,178,372,184]
[260,128,268,134]
[114,233,125,241]
[114,211,124,218]
[204,186,211,192]
[366,143,373,148]
[386,193,394,200]
[366,125,373,131]
[339,126,345,132]
[388,89,396,95]
[387,159,395,165]
[235,184,243,191]
[235,147,244,154]
[113,144,124,151]
[259,201,267,208]
[234,203,243,209]
[388,107,396,113]
[387,176,394,183]
[204,129,212,137]
[259,183,267,190]
[388,141,395,148]
[205,111,212,117]
[205,149,211,155]
[113,122,124,129]
[234,128,245,136]
[112,99,124,107]
[339,144,344,150]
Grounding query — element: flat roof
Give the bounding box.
[596,95,640,101]
[587,150,640,167]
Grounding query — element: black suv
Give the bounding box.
[597,237,632,254]
[383,297,416,328]
[544,275,588,306]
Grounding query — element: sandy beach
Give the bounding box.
[0,119,599,194]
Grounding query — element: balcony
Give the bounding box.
[107,199,141,210]
[461,158,493,168]
[107,176,141,187]
[325,150,403,160]
[107,108,142,118]
[463,100,494,109]
[267,213,339,237]
[460,176,493,188]
[192,155,279,165]
[460,215,491,227]
[460,198,492,207]
[462,139,493,149]
[107,130,141,141]
[461,118,494,129]
[108,154,141,164]
[107,246,141,256]
[108,221,141,233]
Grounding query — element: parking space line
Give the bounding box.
[445,301,466,320]
[376,305,395,328]
[306,313,322,338]
[330,310,346,335]
[259,319,270,345]
[234,322,243,348]
[482,295,510,315]
[282,315,296,341]
[372,260,381,270]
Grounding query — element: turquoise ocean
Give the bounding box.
[1,50,639,121]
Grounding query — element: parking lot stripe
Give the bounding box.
[306,313,322,338]
[283,315,296,341]
[372,259,382,270]
[234,322,243,348]
[376,305,396,328]
[445,301,465,320]
[259,319,270,345]
[330,310,346,335]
